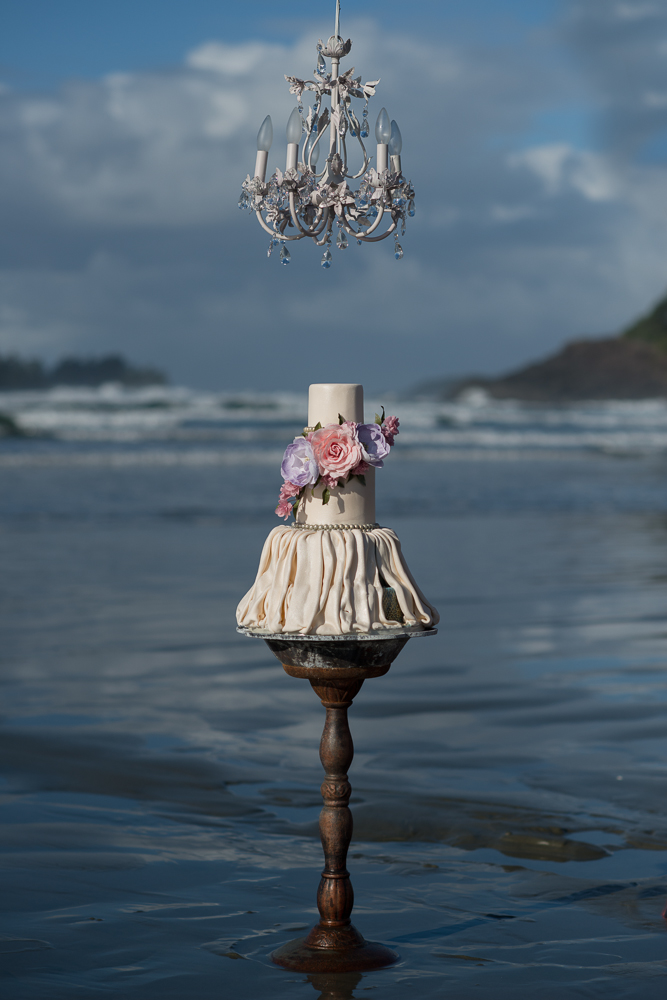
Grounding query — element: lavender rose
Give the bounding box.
[357,422,391,468]
[281,437,319,487]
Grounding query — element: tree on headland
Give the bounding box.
[622,293,667,351]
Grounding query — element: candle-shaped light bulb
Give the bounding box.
[286,108,303,144]
[375,107,391,143]
[388,120,402,155]
[256,115,273,152]
[254,116,272,180]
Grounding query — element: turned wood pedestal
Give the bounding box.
[242,629,436,974]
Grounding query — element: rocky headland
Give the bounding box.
[416,291,667,402]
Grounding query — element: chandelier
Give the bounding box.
[238,0,415,268]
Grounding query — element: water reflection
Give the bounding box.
[307,973,362,999]
[2,456,667,997]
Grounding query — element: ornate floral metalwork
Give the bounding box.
[238,4,415,267]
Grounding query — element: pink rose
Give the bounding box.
[381,415,400,446]
[311,422,363,479]
[279,481,301,501]
[275,500,293,520]
[351,460,369,475]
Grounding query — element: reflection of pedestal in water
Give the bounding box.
[249,631,436,973]
[308,971,362,999]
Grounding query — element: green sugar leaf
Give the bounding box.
[322,487,331,505]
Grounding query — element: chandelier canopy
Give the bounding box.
[238,0,414,267]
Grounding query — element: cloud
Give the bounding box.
[1,7,667,390]
[510,144,619,200]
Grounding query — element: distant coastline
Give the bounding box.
[414,291,667,402]
[0,353,167,392]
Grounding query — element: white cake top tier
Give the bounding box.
[297,383,376,527]
[307,383,363,427]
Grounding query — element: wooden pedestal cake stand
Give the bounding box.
[238,626,437,974]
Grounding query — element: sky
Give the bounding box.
[2,0,667,392]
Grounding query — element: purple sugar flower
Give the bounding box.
[281,436,319,486]
[357,423,391,468]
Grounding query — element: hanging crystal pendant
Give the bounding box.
[279,245,291,265]
[336,229,349,249]
[267,238,277,257]
[408,198,415,217]
[321,248,333,268]
[394,236,403,260]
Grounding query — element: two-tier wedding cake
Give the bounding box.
[236,383,439,635]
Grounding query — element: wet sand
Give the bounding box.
[1,456,667,997]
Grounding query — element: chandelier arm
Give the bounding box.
[314,211,334,245]
[307,124,331,175]
[339,106,371,179]
[336,210,363,237]
[254,211,307,242]
[342,138,371,179]
[278,217,311,241]
[255,211,280,238]
[311,211,331,236]
[288,192,313,236]
[287,193,329,237]
[340,205,398,241]
[354,219,398,242]
[357,199,387,237]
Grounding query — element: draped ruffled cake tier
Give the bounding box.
[236,525,440,636]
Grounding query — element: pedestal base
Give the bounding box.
[250,633,436,977]
[271,932,398,973]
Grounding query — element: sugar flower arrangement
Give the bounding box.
[276,409,399,520]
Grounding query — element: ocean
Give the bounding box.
[1,384,667,998]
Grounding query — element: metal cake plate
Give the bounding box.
[236,626,438,641]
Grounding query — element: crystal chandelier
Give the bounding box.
[238,0,415,268]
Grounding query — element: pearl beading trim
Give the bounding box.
[291,522,380,531]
